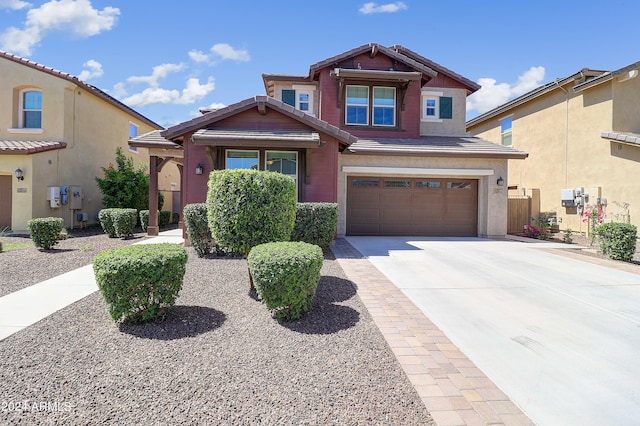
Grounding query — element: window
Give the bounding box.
[346,86,369,125]
[384,180,410,188]
[447,182,472,189]
[281,87,314,115]
[501,117,513,146]
[20,90,42,128]
[226,150,259,169]
[352,180,379,187]
[129,122,138,152]
[421,92,453,121]
[373,87,396,126]
[266,151,298,189]
[416,181,441,188]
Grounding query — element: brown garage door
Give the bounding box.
[347,176,477,236]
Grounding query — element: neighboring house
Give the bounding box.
[0,51,167,232]
[467,60,640,234]
[132,43,526,237]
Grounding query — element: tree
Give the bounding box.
[95,147,150,212]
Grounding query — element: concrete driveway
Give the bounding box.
[345,236,640,426]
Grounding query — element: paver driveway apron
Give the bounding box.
[346,236,640,426]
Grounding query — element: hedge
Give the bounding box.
[140,210,172,231]
[248,241,323,322]
[291,202,338,251]
[93,243,188,323]
[27,217,64,250]
[183,203,214,257]
[206,169,296,255]
[596,222,637,261]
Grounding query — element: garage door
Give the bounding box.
[347,176,477,236]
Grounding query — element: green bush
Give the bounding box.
[183,203,214,257]
[596,222,637,261]
[139,210,150,231]
[111,208,137,239]
[98,208,118,237]
[27,217,64,250]
[159,210,171,228]
[291,202,338,251]
[172,212,180,224]
[248,241,323,322]
[93,243,188,323]
[95,147,150,213]
[207,169,296,255]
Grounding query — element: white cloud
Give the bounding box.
[188,49,209,63]
[77,58,103,80]
[0,0,119,56]
[467,66,546,115]
[210,43,250,62]
[359,2,407,14]
[122,76,215,107]
[0,0,31,10]
[127,63,185,87]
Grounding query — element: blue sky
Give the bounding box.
[1,0,638,128]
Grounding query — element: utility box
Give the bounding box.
[47,186,60,208]
[70,185,83,209]
[561,189,575,207]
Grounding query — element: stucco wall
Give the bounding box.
[420,87,468,136]
[469,76,640,233]
[337,153,508,237]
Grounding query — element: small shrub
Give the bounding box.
[159,210,171,228]
[596,222,637,261]
[27,217,64,250]
[563,228,573,244]
[111,208,137,239]
[172,212,180,224]
[523,224,548,240]
[93,243,188,323]
[248,241,323,322]
[291,203,338,251]
[139,210,150,231]
[183,203,214,257]
[207,169,296,256]
[98,208,118,237]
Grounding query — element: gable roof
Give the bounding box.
[0,50,162,130]
[161,95,358,146]
[308,43,437,81]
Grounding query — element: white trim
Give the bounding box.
[342,166,494,177]
[421,92,441,122]
[7,128,43,134]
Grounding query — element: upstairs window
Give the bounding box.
[501,117,513,146]
[20,90,42,128]
[281,87,314,115]
[372,87,396,126]
[345,85,396,127]
[346,85,369,125]
[421,92,453,121]
[129,122,139,152]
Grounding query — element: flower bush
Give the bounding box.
[523,224,548,240]
[582,204,605,245]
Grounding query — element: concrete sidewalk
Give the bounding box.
[0,229,184,341]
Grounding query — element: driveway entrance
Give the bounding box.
[346,236,640,426]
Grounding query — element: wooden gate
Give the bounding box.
[507,196,531,234]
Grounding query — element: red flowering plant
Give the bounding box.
[523,224,548,240]
[582,204,605,245]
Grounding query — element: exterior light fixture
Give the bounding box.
[15,168,24,181]
[496,176,505,186]
[195,164,204,175]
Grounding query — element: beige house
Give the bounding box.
[467,60,640,234]
[0,51,174,232]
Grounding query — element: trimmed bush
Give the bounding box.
[183,203,214,257]
[596,222,637,261]
[98,208,118,237]
[112,208,137,239]
[159,210,171,228]
[93,243,188,323]
[172,212,180,224]
[207,169,296,255]
[291,202,338,251]
[27,217,64,250]
[248,241,323,322]
[139,210,150,231]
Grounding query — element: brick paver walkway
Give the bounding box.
[332,238,535,426]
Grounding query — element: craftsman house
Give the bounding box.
[132,43,527,237]
[467,60,640,233]
[0,51,169,232]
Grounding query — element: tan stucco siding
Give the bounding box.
[337,154,508,237]
[420,87,468,136]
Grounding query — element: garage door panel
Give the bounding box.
[347,176,477,236]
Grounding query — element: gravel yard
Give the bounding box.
[0,227,433,425]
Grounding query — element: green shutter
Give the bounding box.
[439,96,452,119]
[282,89,296,107]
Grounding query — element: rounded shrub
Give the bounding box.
[27,217,64,250]
[183,203,214,257]
[291,202,338,251]
[93,243,188,323]
[139,210,150,231]
[206,169,296,255]
[98,208,118,237]
[112,208,138,239]
[596,222,637,261]
[247,241,323,322]
[159,210,171,228]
